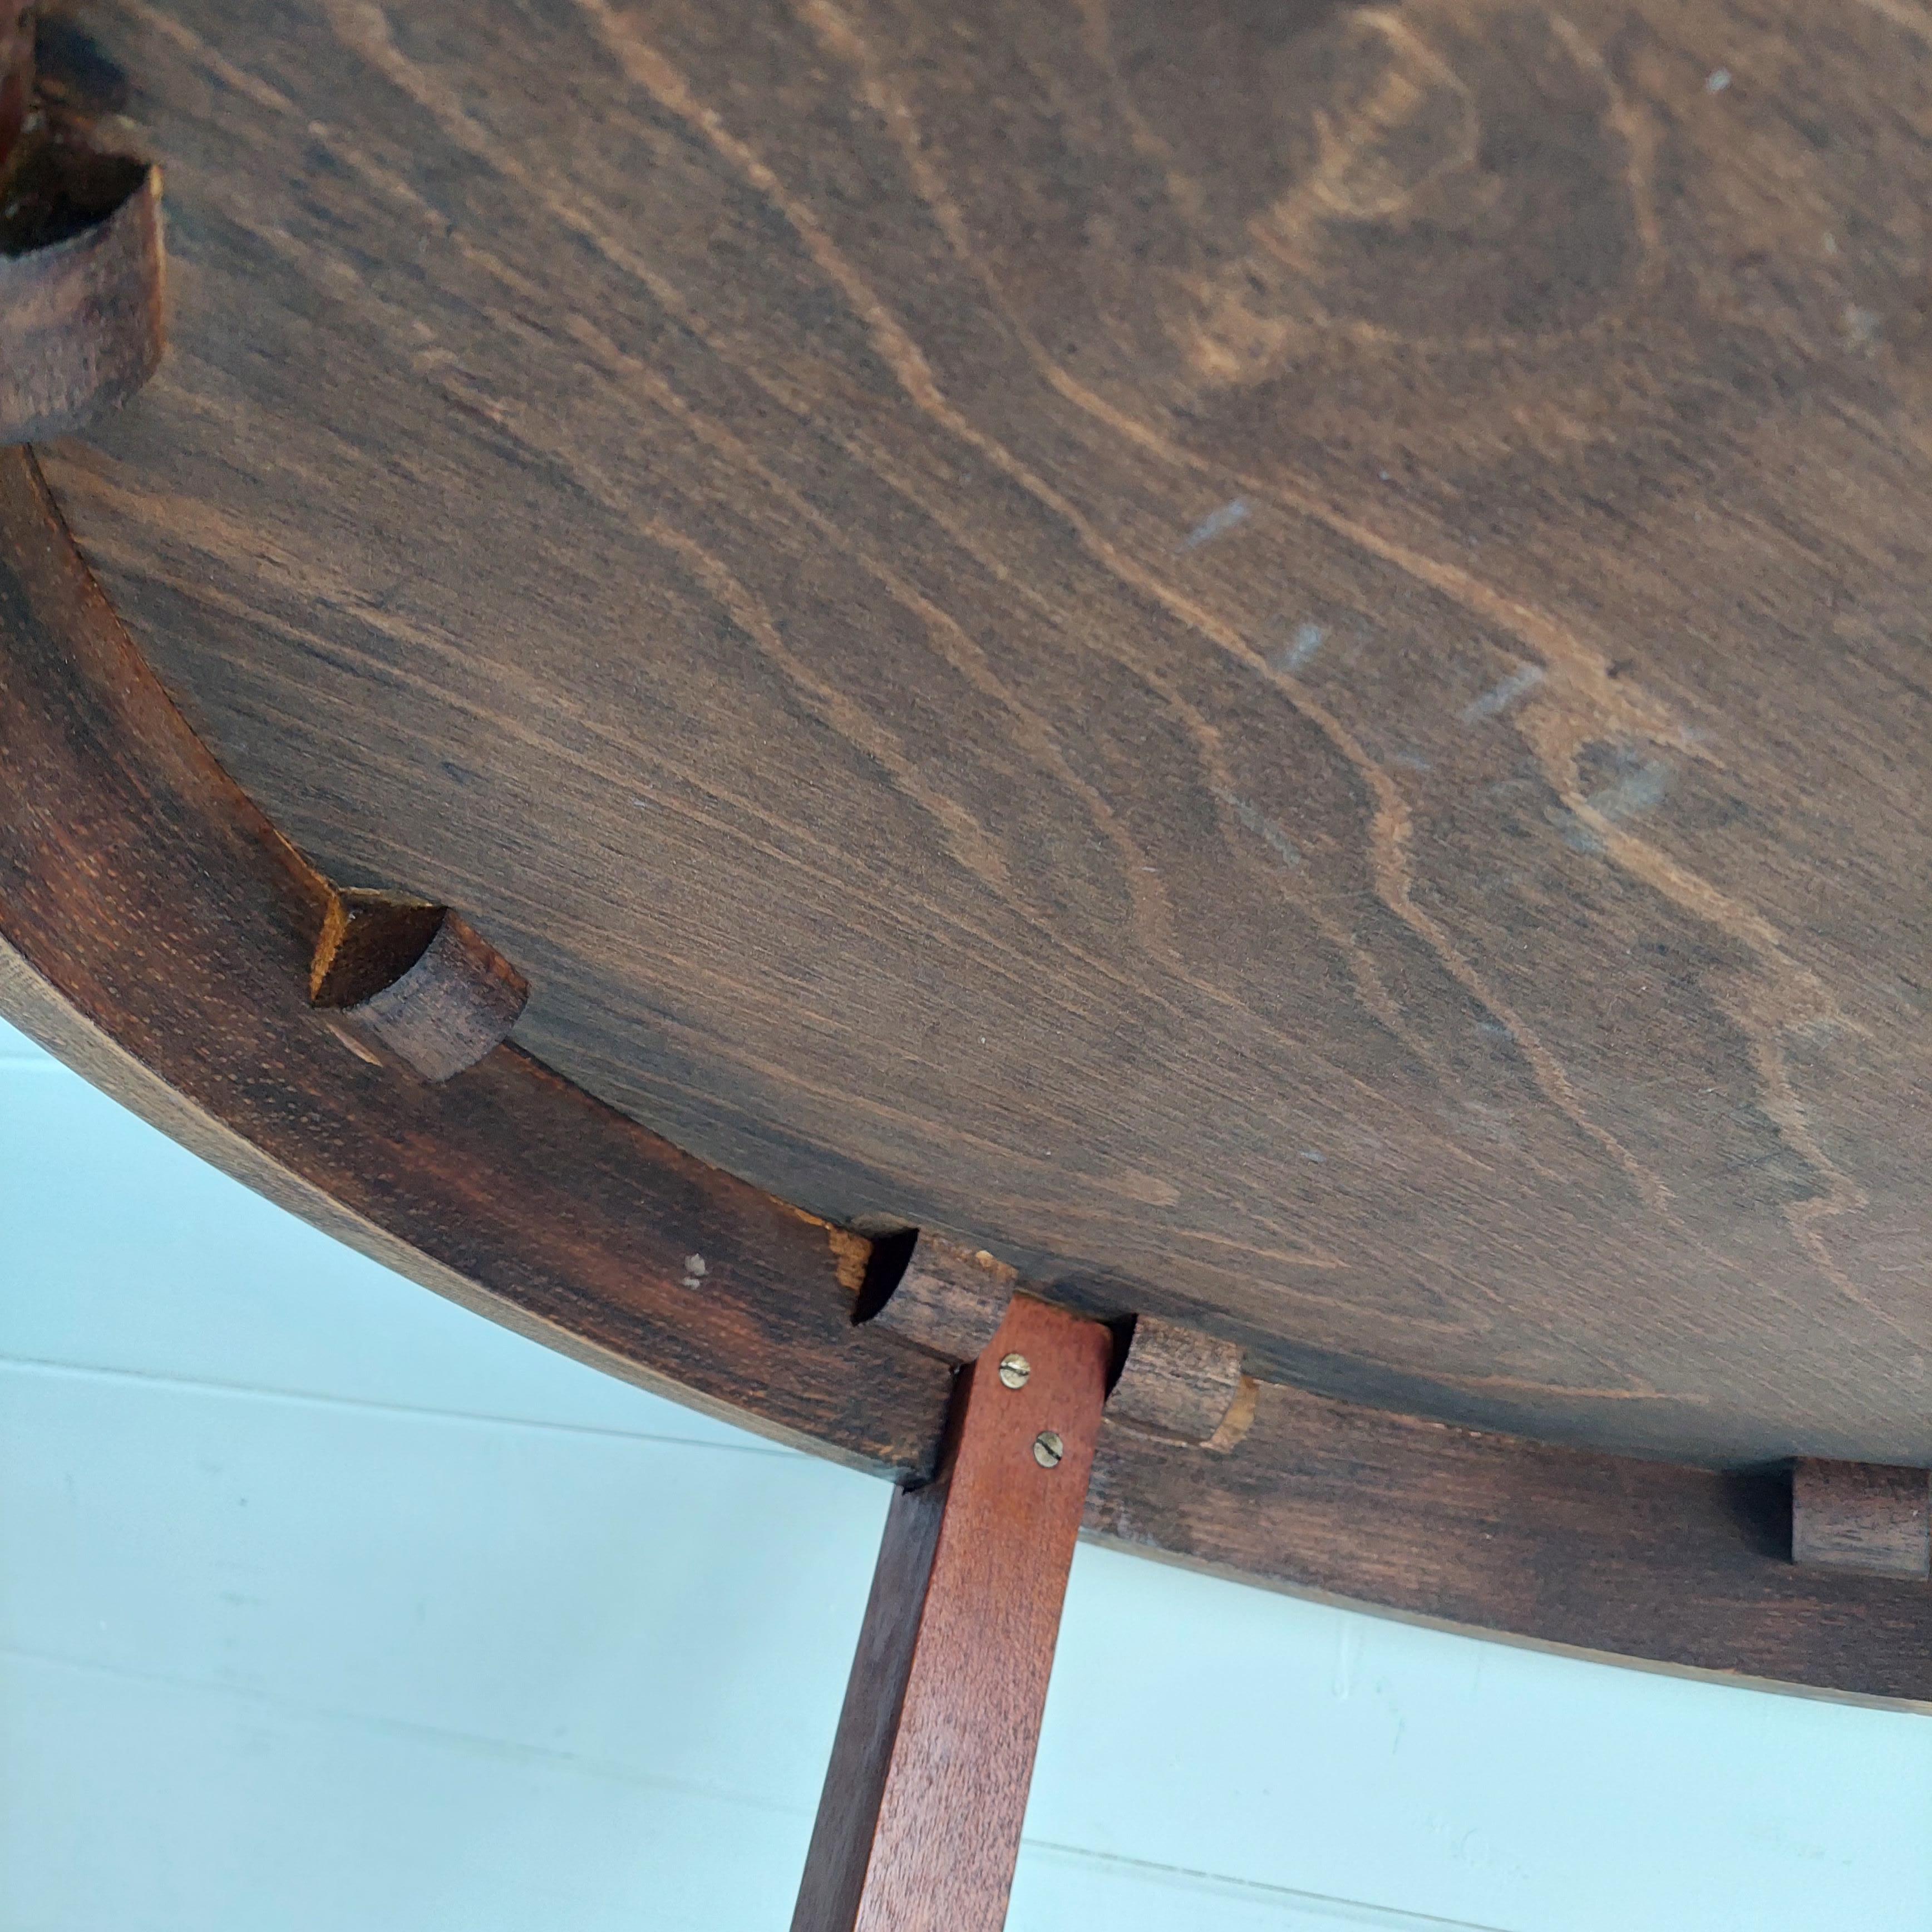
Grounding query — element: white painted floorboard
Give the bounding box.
[3,1018,1928,1931]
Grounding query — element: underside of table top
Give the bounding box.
[4,0,1931,1700]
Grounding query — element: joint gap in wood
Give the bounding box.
[854,1231,1252,1449]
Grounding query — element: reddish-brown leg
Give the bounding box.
[792,1294,1113,1932]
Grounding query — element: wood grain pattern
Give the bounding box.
[1111,1311,1246,1445]
[856,1231,1017,1363]
[33,0,1932,1470]
[0,446,953,1474]
[790,1471,949,1932]
[1086,1386,1932,1702]
[0,21,164,445]
[1792,1460,1932,1581]
[310,889,530,1082]
[793,1295,1113,1932]
[6,438,1932,1702]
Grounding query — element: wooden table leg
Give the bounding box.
[792,1294,1113,1932]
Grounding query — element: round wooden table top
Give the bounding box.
[6,0,1932,1698]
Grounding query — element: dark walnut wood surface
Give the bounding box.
[8,445,1932,1703]
[36,0,1932,1466]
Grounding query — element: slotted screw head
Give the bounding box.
[998,1353,1032,1389]
[1033,1430,1064,1468]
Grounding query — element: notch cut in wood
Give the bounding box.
[0,14,165,446]
[854,1230,1017,1363]
[857,1234,1251,1447]
[1111,1311,1250,1447]
[309,888,528,1082]
[1791,1459,1931,1580]
[793,1293,1112,1932]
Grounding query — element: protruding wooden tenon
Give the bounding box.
[308,888,528,1082]
[792,1294,1112,1932]
[854,1230,1017,1363]
[0,12,165,447]
[1111,1310,1249,1447]
[1791,1460,1931,1580]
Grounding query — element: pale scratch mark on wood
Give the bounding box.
[1274,623,1327,674]
[250,0,1606,1191]
[795,0,1691,761]
[563,0,1490,1102]
[1182,497,1250,550]
[1512,694,1880,1319]
[292,0,1376,1083]
[1462,663,1546,723]
[786,0,1874,1274]
[790,0,1680,1216]
[80,185,1455,1183]
[1215,790,1302,870]
[260,24,1197,985]
[1532,728,1884,1324]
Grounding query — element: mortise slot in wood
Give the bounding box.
[1791,1459,1931,1580]
[853,1229,1016,1363]
[12,422,1932,1699]
[1109,1311,1248,1447]
[309,888,528,1083]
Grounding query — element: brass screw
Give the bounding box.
[1033,1430,1064,1468]
[998,1353,1031,1389]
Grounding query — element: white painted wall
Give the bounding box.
[3,1014,1927,1931]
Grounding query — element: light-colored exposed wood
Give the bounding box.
[7,438,1932,1702]
[9,1048,1920,1926]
